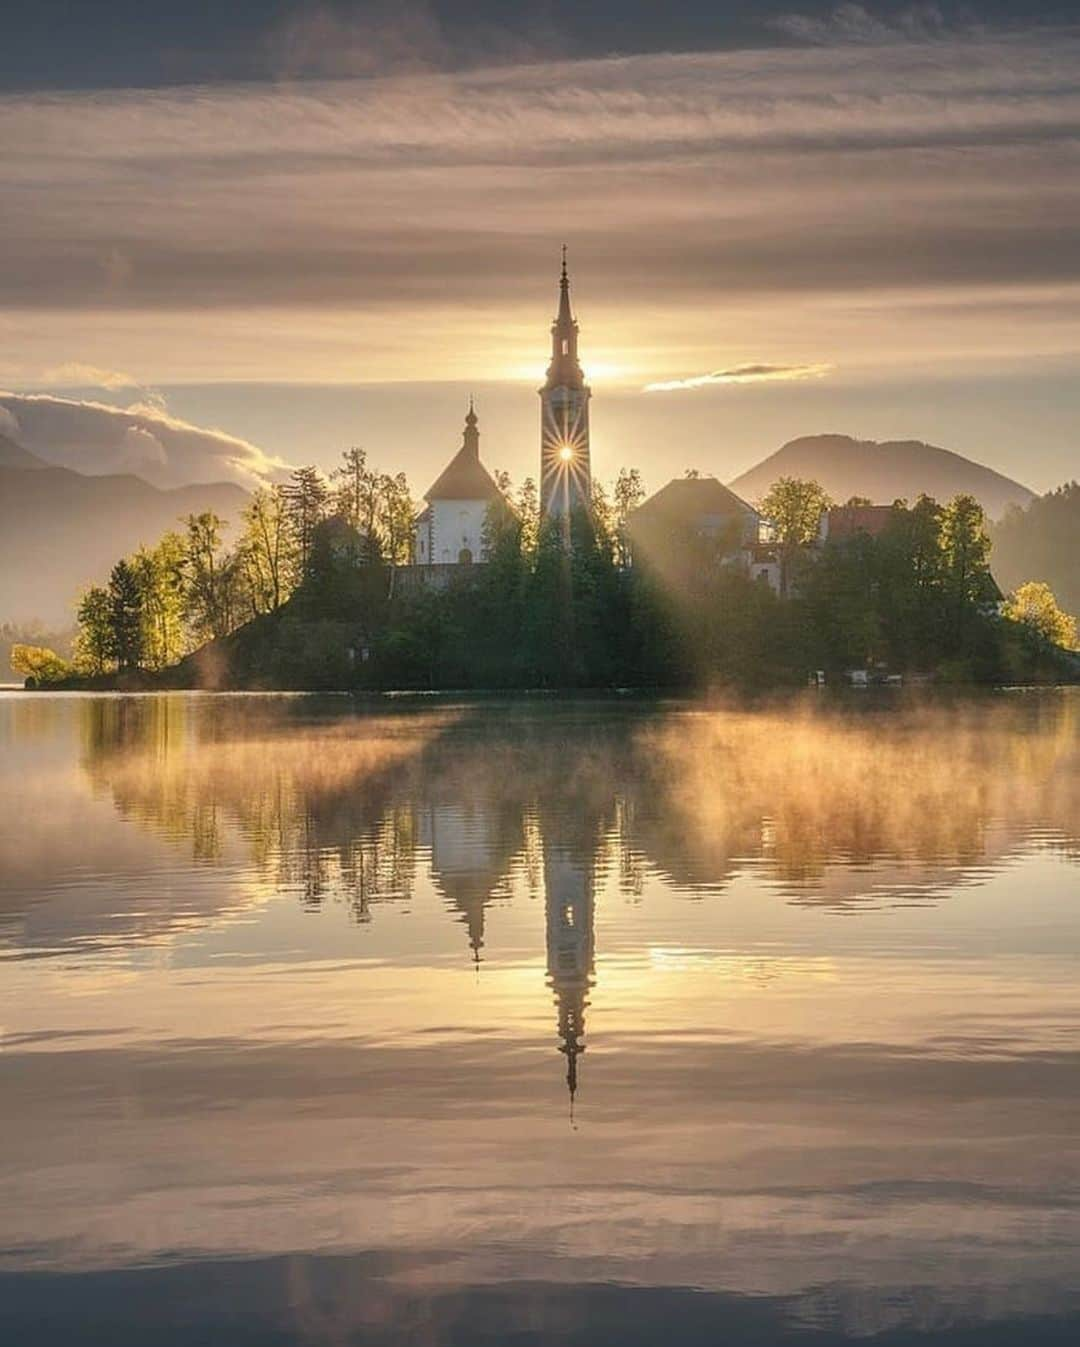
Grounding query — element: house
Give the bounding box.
[820,504,895,544]
[629,476,781,592]
[413,402,507,566]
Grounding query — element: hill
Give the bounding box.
[729,435,1035,520]
[0,460,249,625]
[989,483,1080,617]
[0,431,48,471]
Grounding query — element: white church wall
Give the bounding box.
[417,498,489,565]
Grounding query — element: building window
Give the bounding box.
[561,339,569,355]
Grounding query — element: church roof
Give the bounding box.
[424,403,506,503]
[634,477,759,524]
[426,449,503,502]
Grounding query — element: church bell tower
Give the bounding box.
[540,247,592,519]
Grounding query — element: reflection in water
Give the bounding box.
[2,691,1080,1344]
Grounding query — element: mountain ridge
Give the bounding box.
[0,430,49,471]
[0,451,249,625]
[728,434,1035,520]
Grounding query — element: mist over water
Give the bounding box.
[2,691,1079,1345]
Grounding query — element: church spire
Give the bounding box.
[545,247,584,391]
[462,397,479,459]
[539,247,592,519]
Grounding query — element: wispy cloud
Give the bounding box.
[40,362,141,390]
[0,30,1078,386]
[771,3,980,46]
[0,392,289,488]
[644,363,834,392]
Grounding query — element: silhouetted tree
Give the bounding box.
[106,559,144,671]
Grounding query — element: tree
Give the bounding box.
[74,588,113,675]
[331,447,380,551]
[613,467,644,567]
[11,644,73,685]
[282,466,331,574]
[239,486,296,614]
[377,472,415,567]
[940,494,991,597]
[758,476,833,596]
[181,512,237,642]
[106,559,145,671]
[517,477,540,560]
[132,532,187,670]
[1003,581,1079,650]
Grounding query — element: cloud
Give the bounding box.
[40,362,141,390]
[0,392,290,489]
[644,363,834,392]
[258,0,563,79]
[0,30,1078,387]
[771,4,978,46]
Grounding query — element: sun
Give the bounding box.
[558,445,575,462]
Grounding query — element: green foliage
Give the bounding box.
[10,644,73,686]
[281,466,332,574]
[132,532,187,670]
[239,486,297,614]
[1003,581,1079,651]
[106,559,145,671]
[63,461,1075,693]
[758,477,833,546]
[74,586,113,675]
[2,621,73,680]
[757,476,833,597]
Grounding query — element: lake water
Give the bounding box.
[2,690,1079,1345]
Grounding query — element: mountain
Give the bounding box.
[0,456,249,625]
[989,483,1080,617]
[729,435,1035,520]
[0,431,49,471]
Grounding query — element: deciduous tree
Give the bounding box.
[1004,581,1079,650]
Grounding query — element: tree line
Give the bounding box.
[42,451,415,677]
[10,461,1077,689]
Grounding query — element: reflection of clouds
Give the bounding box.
[4,997,1080,1330]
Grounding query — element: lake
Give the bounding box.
[1,690,1079,1346]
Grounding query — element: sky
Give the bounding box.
[1,1,1078,495]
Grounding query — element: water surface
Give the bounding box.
[2,691,1079,1344]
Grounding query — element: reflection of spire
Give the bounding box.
[418,796,522,966]
[543,826,596,1115]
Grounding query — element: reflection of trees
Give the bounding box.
[79,696,447,912]
[80,694,1080,918]
[75,693,1080,1091]
[630,696,1080,901]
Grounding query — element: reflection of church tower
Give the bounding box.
[543,828,596,1109]
[540,247,592,520]
[418,795,522,963]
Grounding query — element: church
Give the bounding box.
[413,248,592,566]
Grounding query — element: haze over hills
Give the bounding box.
[0,431,48,472]
[0,433,248,625]
[729,435,1036,520]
